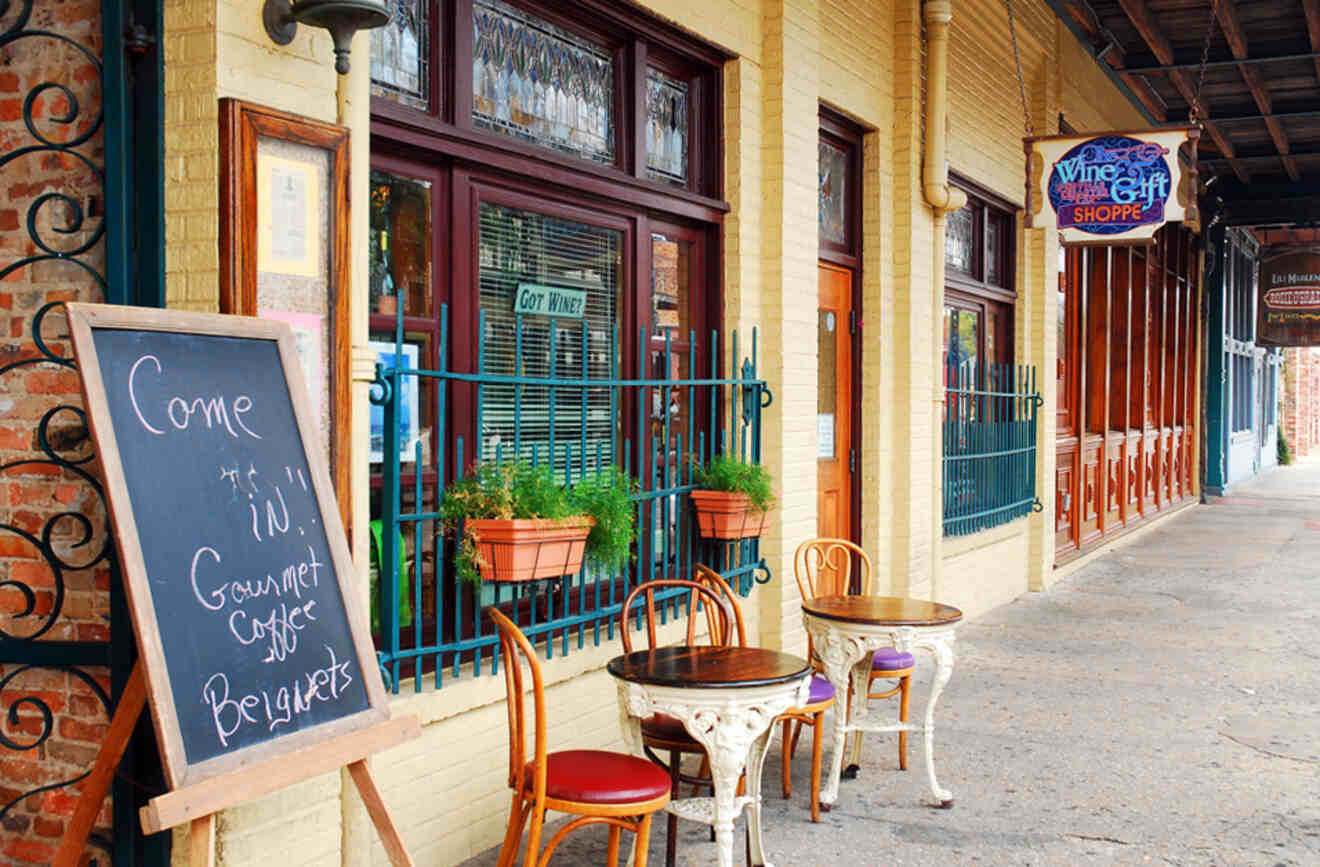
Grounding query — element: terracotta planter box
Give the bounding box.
[689,490,772,540]
[466,518,594,582]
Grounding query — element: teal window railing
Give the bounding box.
[942,363,1043,536]
[371,304,771,692]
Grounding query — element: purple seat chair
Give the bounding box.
[793,538,915,779]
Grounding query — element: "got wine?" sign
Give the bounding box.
[1026,127,1199,245]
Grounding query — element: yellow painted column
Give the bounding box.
[756,0,820,654]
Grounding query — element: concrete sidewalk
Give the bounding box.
[464,462,1320,865]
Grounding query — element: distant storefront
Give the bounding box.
[1054,225,1202,561]
[1205,228,1283,492]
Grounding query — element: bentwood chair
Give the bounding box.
[618,579,737,867]
[692,564,836,823]
[793,537,914,774]
[489,607,671,867]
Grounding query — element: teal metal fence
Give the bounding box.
[372,304,771,692]
[942,363,1042,536]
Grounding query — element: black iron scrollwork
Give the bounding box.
[0,0,119,848]
[0,664,111,819]
[0,0,107,290]
[0,305,111,641]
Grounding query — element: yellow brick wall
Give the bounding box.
[939,518,1031,619]
[155,1,1167,863]
[163,0,218,312]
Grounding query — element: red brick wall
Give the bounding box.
[1281,347,1320,458]
[0,1,116,862]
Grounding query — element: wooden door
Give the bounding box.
[817,264,853,540]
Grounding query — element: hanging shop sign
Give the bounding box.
[1025,127,1199,245]
[1258,246,1320,347]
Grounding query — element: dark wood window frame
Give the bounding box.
[370,0,731,218]
[367,0,731,659]
[817,106,866,553]
[945,172,1018,368]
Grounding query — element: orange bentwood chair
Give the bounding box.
[490,607,671,867]
[794,538,914,775]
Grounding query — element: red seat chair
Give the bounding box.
[490,607,671,867]
[794,537,914,774]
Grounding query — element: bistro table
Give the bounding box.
[801,595,963,809]
[608,645,812,867]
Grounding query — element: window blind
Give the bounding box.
[477,202,621,481]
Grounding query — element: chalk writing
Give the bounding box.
[87,327,371,766]
[202,645,355,747]
[128,353,262,439]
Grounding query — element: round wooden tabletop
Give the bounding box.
[607,645,811,689]
[801,595,963,626]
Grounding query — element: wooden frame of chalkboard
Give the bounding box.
[64,303,396,794]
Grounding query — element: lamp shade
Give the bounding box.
[265,0,391,75]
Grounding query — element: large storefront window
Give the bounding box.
[365,1,729,664]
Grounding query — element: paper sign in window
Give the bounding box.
[818,413,835,459]
[257,153,321,278]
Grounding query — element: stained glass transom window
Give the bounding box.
[646,69,688,185]
[818,139,848,245]
[371,0,430,110]
[945,204,974,274]
[472,0,615,166]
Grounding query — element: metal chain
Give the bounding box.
[1190,0,1220,124]
[1005,0,1034,137]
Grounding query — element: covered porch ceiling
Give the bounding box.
[1048,0,1320,229]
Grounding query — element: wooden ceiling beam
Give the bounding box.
[1304,0,1320,86]
[1216,0,1300,182]
[1116,0,1246,180]
[1058,0,1168,120]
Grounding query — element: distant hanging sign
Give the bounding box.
[1259,246,1320,347]
[1025,127,1199,245]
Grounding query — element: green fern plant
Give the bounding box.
[692,454,776,512]
[439,460,637,582]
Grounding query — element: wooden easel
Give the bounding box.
[55,305,423,865]
[53,663,419,866]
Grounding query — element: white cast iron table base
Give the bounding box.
[802,612,958,809]
[616,676,811,867]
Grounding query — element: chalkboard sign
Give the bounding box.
[66,304,388,790]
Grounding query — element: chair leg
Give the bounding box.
[809,710,825,823]
[690,754,711,798]
[522,801,545,867]
[497,793,528,867]
[606,824,622,867]
[780,719,792,800]
[667,750,681,867]
[898,673,911,771]
[634,813,653,867]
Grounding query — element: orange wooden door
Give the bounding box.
[817,264,853,540]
